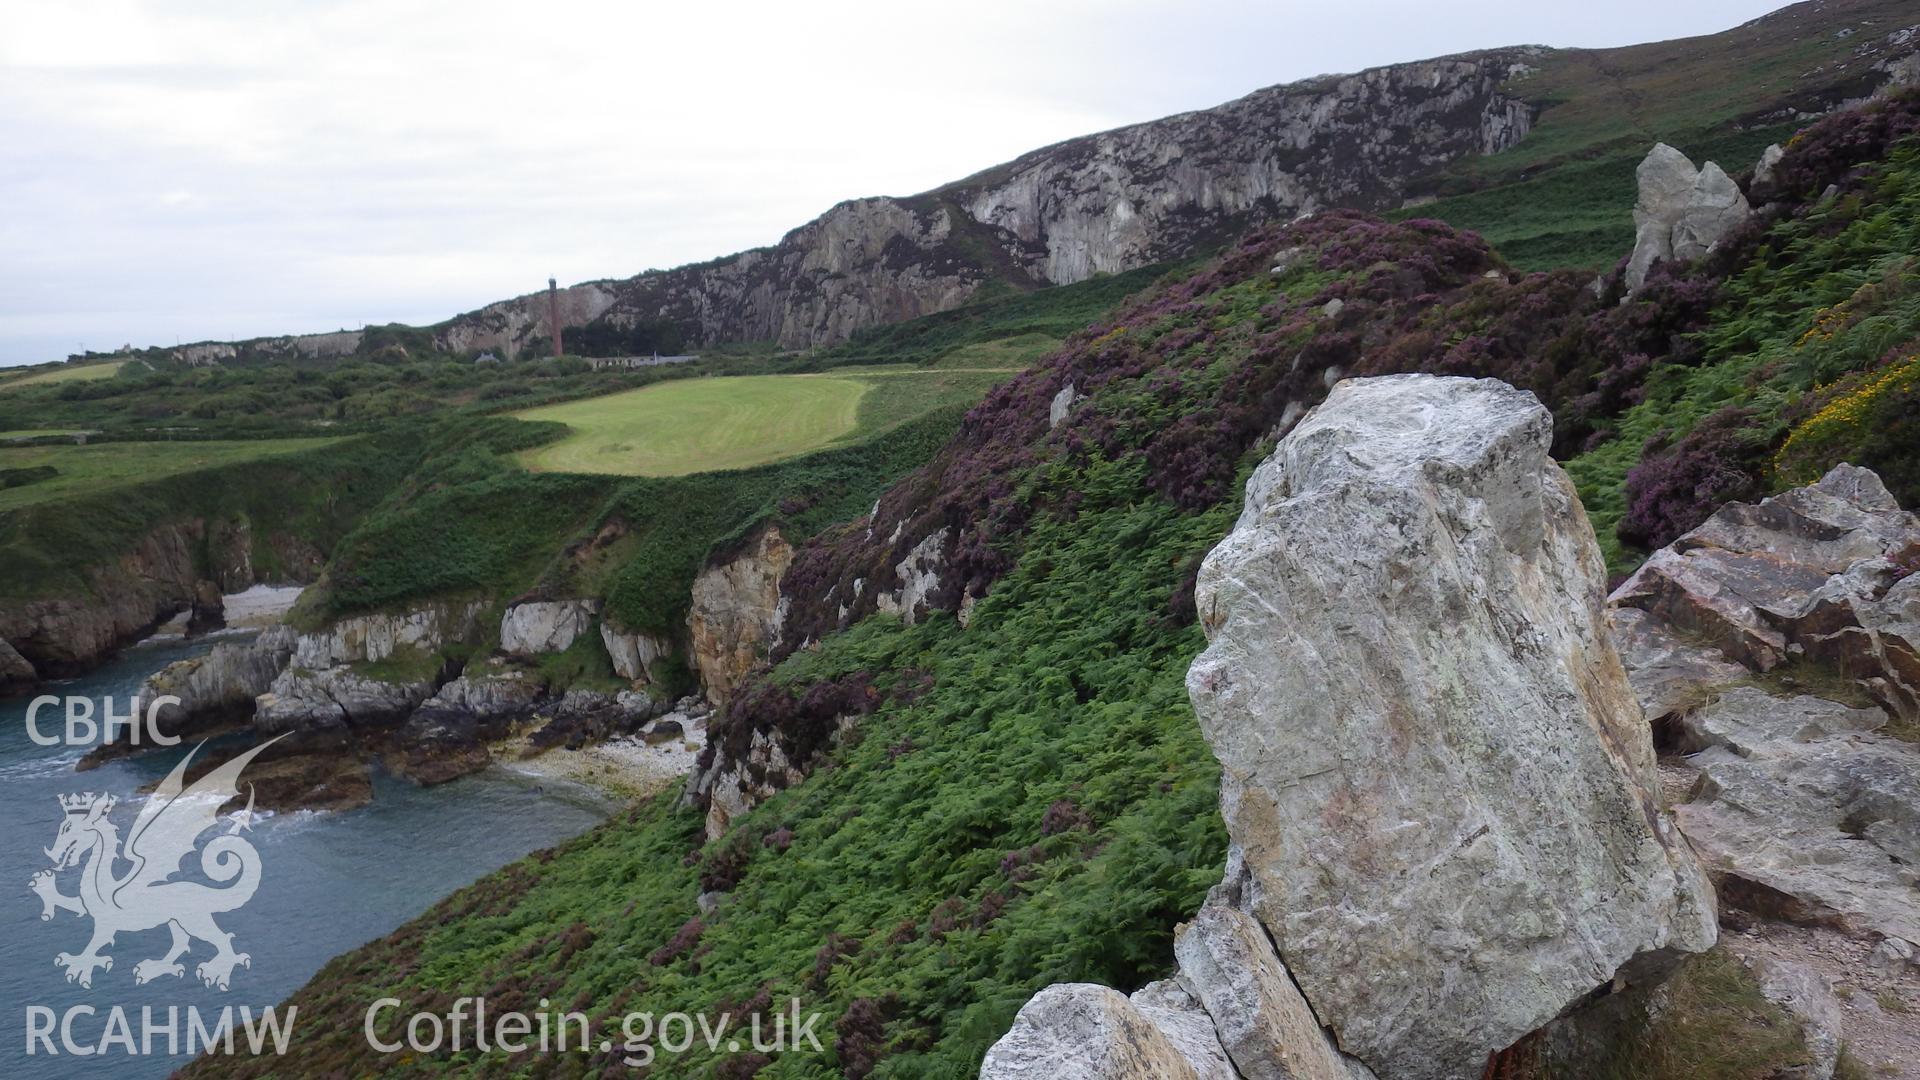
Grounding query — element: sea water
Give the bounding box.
[0,632,611,1077]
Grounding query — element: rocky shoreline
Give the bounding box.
[58,586,721,814]
[0,515,325,691]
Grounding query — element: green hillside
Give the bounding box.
[1402,0,1917,269]
[185,86,1920,1079]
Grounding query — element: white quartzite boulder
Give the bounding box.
[499,598,599,657]
[979,984,1208,1080]
[1625,143,1752,292]
[1185,375,1716,1080]
[600,621,672,682]
[985,375,1717,1080]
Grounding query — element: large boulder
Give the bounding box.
[499,599,599,657]
[978,984,1210,1080]
[1186,375,1716,1080]
[1625,143,1751,292]
[600,621,673,683]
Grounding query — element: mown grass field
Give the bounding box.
[0,437,341,511]
[514,375,870,476]
[0,360,128,391]
[515,367,1019,477]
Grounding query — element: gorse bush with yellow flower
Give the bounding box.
[1774,351,1920,494]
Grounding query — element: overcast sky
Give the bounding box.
[0,0,1792,367]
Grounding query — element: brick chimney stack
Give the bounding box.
[548,276,563,358]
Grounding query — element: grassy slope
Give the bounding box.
[0,360,127,391]
[309,262,1168,629]
[1398,0,1916,269]
[512,368,1022,479]
[209,214,1472,1077]
[0,431,425,601]
[229,93,1920,1065]
[197,473,1232,1080]
[0,437,340,512]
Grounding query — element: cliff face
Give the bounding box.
[0,517,283,681]
[951,54,1537,285]
[137,2,1920,366]
[430,52,1534,356]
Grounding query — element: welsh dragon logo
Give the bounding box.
[28,737,282,991]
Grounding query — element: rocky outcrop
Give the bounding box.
[390,671,552,783]
[141,744,374,815]
[687,524,792,704]
[1625,143,1752,292]
[1171,903,1349,1080]
[600,621,673,683]
[432,52,1536,355]
[1611,464,1920,722]
[872,529,948,625]
[289,599,487,669]
[1048,383,1083,429]
[689,722,812,842]
[499,598,598,656]
[1608,464,1920,947]
[523,687,667,752]
[255,665,437,736]
[121,627,297,745]
[1750,955,1846,1080]
[434,282,617,360]
[417,672,546,726]
[0,635,34,695]
[958,54,1533,289]
[1676,691,1920,943]
[989,375,1716,1080]
[0,516,267,677]
[1752,142,1788,197]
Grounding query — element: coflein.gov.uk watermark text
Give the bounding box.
[365,997,825,1067]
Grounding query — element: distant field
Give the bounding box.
[0,429,92,441]
[0,437,340,511]
[515,375,870,476]
[515,367,1020,477]
[0,361,127,391]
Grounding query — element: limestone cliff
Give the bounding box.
[432,52,1534,356]
[135,2,1920,366]
[686,523,793,705]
